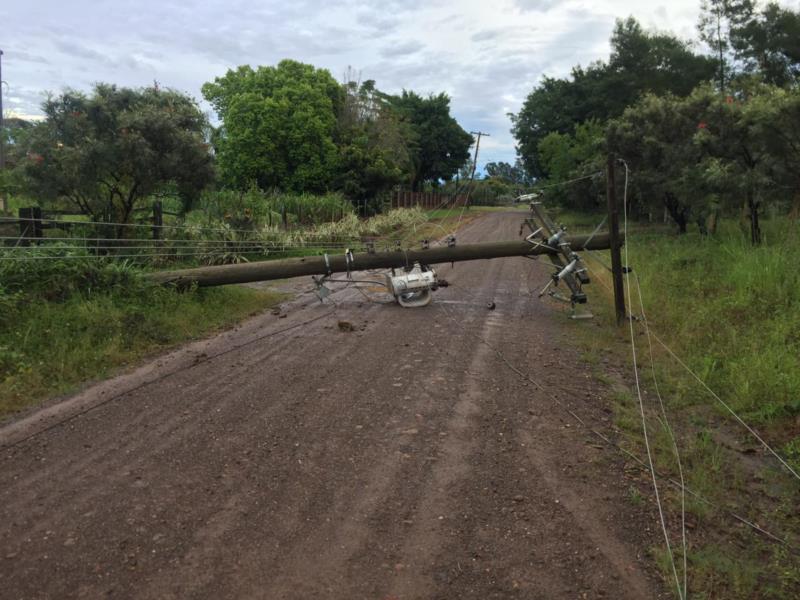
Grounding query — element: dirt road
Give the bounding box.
[0,210,664,599]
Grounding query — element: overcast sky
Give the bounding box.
[2,0,797,166]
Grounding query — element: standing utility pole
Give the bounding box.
[465,131,490,207]
[0,48,6,213]
[606,154,626,325]
[467,131,489,182]
[0,48,5,172]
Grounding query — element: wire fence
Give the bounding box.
[0,205,437,265]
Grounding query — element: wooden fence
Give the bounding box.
[389,190,468,210]
[6,202,169,246]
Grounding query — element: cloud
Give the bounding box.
[514,0,560,12]
[1,0,706,164]
[379,41,424,58]
[52,40,116,66]
[4,50,49,65]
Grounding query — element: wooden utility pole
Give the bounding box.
[465,131,489,208]
[0,48,4,172]
[606,155,626,325]
[149,234,619,288]
[0,48,5,213]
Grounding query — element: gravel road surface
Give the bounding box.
[0,210,664,599]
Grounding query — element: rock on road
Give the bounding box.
[0,210,664,599]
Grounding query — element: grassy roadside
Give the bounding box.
[0,257,283,418]
[557,212,800,599]
[0,205,501,418]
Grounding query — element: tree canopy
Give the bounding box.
[202,60,342,193]
[511,17,716,178]
[202,61,472,199]
[20,84,214,224]
[387,91,473,191]
[511,2,800,243]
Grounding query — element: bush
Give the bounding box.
[186,188,353,231]
[0,251,281,416]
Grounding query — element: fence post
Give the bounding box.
[152,200,163,241]
[19,207,43,246]
[606,154,626,325]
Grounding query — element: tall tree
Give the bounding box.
[697,0,756,90]
[334,76,414,206]
[202,60,342,192]
[730,2,800,87]
[512,17,715,178]
[537,120,605,211]
[21,84,214,229]
[388,91,473,190]
[607,92,712,233]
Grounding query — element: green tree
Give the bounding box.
[202,60,342,192]
[388,91,473,190]
[607,92,711,233]
[698,0,755,90]
[608,84,782,241]
[693,84,776,244]
[334,77,414,208]
[749,87,800,209]
[20,84,214,228]
[484,160,530,185]
[730,2,800,87]
[512,17,715,178]
[537,120,605,211]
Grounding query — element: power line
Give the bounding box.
[533,172,603,191]
[620,159,685,600]
[436,286,795,552]
[633,271,688,597]
[453,131,491,233]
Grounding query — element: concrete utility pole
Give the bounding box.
[148,234,620,288]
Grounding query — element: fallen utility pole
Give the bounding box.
[149,234,619,288]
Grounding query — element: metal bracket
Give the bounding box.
[312,275,331,302]
[525,201,591,305]
[344,249,354,279]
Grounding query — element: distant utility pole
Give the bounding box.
[467,131,489,183]
[465,131,490,207]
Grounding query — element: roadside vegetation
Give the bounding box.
[512,2,800,597]
[0,254,284,417]
[0,203,497,418]
[1,0,798,595]
[557,212,800,599]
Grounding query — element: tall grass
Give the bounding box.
[572,216,800,599]
[0,252,282,416]
[630,219,800,422]
[186,188,353,230]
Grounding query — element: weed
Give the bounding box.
[0,256,283,417]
